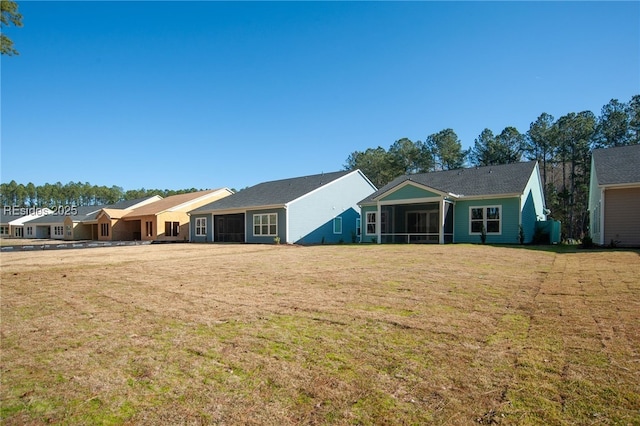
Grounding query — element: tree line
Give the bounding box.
[0,182,206,209]
[344,95,639,240]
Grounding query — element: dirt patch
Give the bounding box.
[1,244,638,424]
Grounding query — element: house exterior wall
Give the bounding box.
[287,171,375,244]
[156,211,191,242]
[520,163,546,244]
[588,162,603,245]
[190,213,213,242]
[603,187,640,247]
[245,208,286,244]
[453,197,521,244]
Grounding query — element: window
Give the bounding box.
[366,212,376,235]
[15,227,23,237]
[26,226,33,236]
[100,223,109,237]
[470,206,501,234]
[366,211,388,235]
[195,218,207,236]
[0,226,8,236]
[145,221,153,237]
[333,217,342,234]
[54,226,64,236]
[253,213,277,236]
[355,218,361,236]
[165,221,180,237]
[66,225,72,237]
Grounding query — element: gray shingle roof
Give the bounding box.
[191,171,352,213]
[592,144,640,185]
[360,161,538,204]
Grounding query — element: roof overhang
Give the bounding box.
[599,182,640,190]
[191,204,286,216]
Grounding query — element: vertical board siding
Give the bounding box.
[604,187,640,247]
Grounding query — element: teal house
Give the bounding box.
[189,170,376,244]
[358,161,547,244]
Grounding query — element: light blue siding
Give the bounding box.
[190,213,212,242]
[288,171,376,244]
[380,184,440,201]
[454,198,521,244]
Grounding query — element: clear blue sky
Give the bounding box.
[2,1,638,191]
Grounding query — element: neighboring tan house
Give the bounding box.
[0,207,52,238]
[588,144,640,247]
[97,189,232,242]
[359,161,548,244]
[63,196,161,240]
[189,170,377,244]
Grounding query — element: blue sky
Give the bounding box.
[2,1,638,191]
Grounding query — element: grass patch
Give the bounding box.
[1,244,639,424]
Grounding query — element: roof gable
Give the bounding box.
[592,144,640,186]
[360,161,537,204]
[379,182,444,202]
[191,171,352,213]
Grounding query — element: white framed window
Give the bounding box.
[469,206,501,235]
[253,213,277,236]
[54,225,64,236]
[26,226,33,236]
[366,212,376,235]
[195,218,207,236]
[100,223,109,237]
[66,225,72,236]
[366,211,388,235]
[333,217,342,234]
[0,226,9,236]
[15,227,23,237]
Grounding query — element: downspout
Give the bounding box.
[187,212,191,242]
[285,205,290,244]
[600,188,605,246]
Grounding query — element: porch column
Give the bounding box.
[377,203,382,244]
[439,198,445,244]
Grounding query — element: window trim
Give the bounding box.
[333,217,342,234]
[253,213,278,237]
[195,217,207,236]
[469,205,502,235]
[366,212,376,235]
[100,223,109,237]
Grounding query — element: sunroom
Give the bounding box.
[360,189,455,244]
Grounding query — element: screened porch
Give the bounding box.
[369,201,454,244]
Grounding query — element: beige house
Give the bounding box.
[63,196,161,241]
[589,144,640,247]
[97,189,232,242]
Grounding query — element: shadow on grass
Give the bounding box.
[493,243,640,255]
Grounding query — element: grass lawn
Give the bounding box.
[1,244,638,425]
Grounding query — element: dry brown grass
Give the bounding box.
[1,244,638,425]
